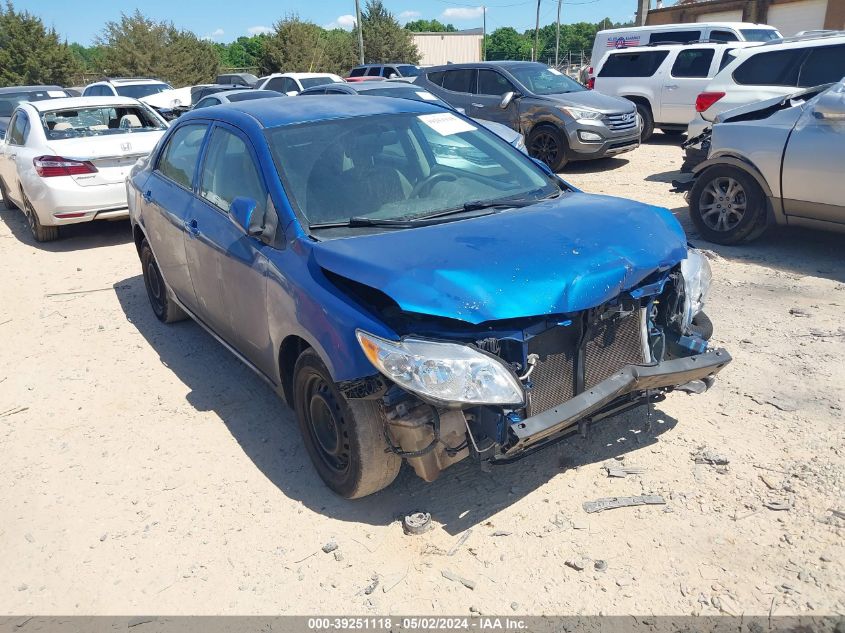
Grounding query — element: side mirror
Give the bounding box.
[229,197,264,236]
[813,96,845,121]
[388,73,398,80]
[500,91,517,109]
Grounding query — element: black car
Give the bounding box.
[0,85,71,136]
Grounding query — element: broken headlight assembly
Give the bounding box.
[356,331,524,406]
[679,248,712,332]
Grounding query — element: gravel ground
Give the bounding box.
[1,135,843,616]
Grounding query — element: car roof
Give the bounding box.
[424,61,545,72]
[28,96,145,111]
[179,94,441,129]
[0,85,65,93]
[606,41,761,53]
[599,22,776,34]
[350,82,420,93]
[727,33,845,60]
[354,63,416,67]
[217,89,268,98]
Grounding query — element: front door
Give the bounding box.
[470,69,521,130]
[186,123,273,374]
[781,89,845,224]
[439,68,476,114]
[0,111,30,207]
[659,48,716,125]
[141,122,209,310]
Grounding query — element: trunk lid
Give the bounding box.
[47,131,165,186]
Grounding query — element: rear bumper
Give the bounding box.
[24,177,130,226]
[499,348,731,457]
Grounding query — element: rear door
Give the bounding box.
[780,88,845,224]
[660,48,716,124]
[185,123,272,371]
[141,122,209,310]
[0,111,27,204]
[470,69,520,130]
[438,68,476,112]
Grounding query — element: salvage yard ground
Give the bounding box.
[1,136,843,616]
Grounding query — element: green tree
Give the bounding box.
[361,0,420,64]
[0,1,81,86]
[97,10,219,86]
[69,42,105,73]
[404,19,456,33]
[485,27,532,61]
[257,15,357,76]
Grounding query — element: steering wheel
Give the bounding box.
[409,172,457,199]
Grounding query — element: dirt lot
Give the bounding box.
[1,136,843,616]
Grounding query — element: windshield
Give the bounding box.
[265,112,556,229]
[398,65,421,77]
[509,65,585,95]
[115,83,171,99]
[0,90,67,117]
[740,28,781,42]
[41,105,166,139]
[300,77,340,89]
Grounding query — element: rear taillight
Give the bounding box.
[695,91,725,113]
[33,155,98,178]
[587,77,595,90]
[587,66,593,75]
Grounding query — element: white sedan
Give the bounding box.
[0,96,168,242]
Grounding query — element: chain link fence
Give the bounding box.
[484,49,590,83]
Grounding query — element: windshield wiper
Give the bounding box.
[309,209,497,230]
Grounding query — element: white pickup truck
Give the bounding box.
[592,42,758,140]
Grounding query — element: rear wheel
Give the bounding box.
[0,178,17,210]
[689,165,768,245]
[635,103,654,142]
[527,125,569,172]
[140,239,187,323]
[293,348,400,499]
[23,196,58,242]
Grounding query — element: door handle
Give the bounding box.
[142,190,153,203]
[184,218,200,237]
[664,84,678,90]
[471,103,485,108]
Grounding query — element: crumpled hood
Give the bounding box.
[310,192,687,325]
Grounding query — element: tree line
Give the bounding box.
[0,0,628,88]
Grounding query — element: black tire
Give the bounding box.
[635,102,654,142]
[293,348,400,499]
[660,128,684,137]
[0,178,17,210]
[22,196,58,242]
[140,239,187,323]
[689,165,768,245]
[527,125,569,172]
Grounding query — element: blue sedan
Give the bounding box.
[128,96,730,498]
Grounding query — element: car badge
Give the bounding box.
[121,142,132,151]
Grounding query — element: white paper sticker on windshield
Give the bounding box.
[47,90,66,97]
[415,91,438,101]
[548,68,563,75]
[418,112,476,136]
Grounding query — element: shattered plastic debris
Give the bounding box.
[692,448,730,466]
[582,495,666,514]
[403,511,432,535]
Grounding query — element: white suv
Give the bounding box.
[254,73,343,96]
[687,33,845,139]
[82,78,172,100]
[593,42,759,140]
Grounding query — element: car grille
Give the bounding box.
[604,111,638,132]
[525,311,647,417]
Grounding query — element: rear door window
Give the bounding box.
[383,67,399,77]
[599,51,670,77]
[7,112,28,145]
[265,77,284,92]
[709,30,739,42]
[671,49,715,78]
[733,49,807,86]
[798,44,845,87]
[718,48,737,72]
[649,30,701,44]
[157,124,208,189]
[426,71,445,86]
[199,127,267,215]
[366,67,382,76]
[442,69,475,93]
[476,69,516,96]
[349,67,366,77]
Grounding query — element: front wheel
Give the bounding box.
[140,239,187,323]
[293,348,400,499]
[635,103,654,142]
[689,165,768,245]
[527,125,568,172]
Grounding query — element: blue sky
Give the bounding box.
[22,0,636,45]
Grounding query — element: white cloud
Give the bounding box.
[398,10,421,21]
[247,25,272,35]
[325,14,356,30]
[441,6,484,20]
[202,27,225,40]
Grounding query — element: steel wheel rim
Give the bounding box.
[144,257,166,316]
[530,132,559,166]
[304,374,350,475]
[698,176,746,232]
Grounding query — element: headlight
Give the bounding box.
[356,331,524,406]
[559,106,603,121]
[514,134,527,153]
[680,249,712,331]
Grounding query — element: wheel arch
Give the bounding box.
[692,154,780,223]
[278,334,312,406]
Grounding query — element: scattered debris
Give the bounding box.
[510,602,519,611]
[788,308,810,318]
[605,465,646,478]
[764,500,792,512]
[447,529,472,556]
[564,559,585,571]
[0,406,28,418]
[381,569,407,593]
[571,520,588,530]
[583,495,666,514]
[441,569,476,590]
[333,550,344,562]
[321,541,338,554]
[490,530,512,537]
[594,560,608,572]
[24,533,34,543]
[759,475,779,490]
[45,287,117,298]
[469,605,481,615]
[99,533,108,542]
[363,575,379,595]
[127,617,154,628]
[828,509,845,520]
[0,318,12,327]
[403,511,432,535]
[692,448,730,466]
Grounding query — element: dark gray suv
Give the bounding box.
[414,61,641,171]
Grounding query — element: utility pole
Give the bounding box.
[354,0,364,65]
[482,5,486,61]
[533,0,541,62]
[554,0,561,67]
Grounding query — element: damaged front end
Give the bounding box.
[336,249,731,482]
